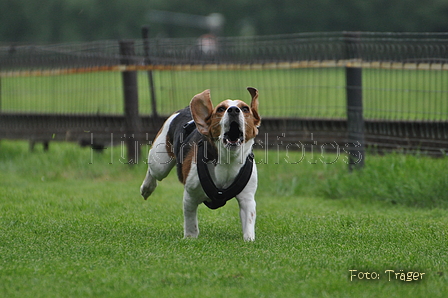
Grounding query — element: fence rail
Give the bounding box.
[5,32,448,67]
[1,31,447,160]
[4,59,448,78]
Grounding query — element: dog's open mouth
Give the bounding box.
[223,121,244,147]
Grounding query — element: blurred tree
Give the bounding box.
[1,0,448,42]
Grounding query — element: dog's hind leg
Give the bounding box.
[140,139,175,199]
[140,113,178,199]
[140,170,158,199]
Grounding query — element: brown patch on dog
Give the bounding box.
[247,87,260,126]
[152,114,176,160]
[190,90,213,136]
[245,87,261,138]
[208,107,224,140]
[165,134,175,159]
[181,146,196,184]
[153,125,164,141]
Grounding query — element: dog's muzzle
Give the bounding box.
[223,121,244,147]
[223,107,244,148]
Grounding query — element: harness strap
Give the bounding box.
[197,140,254,210]
[182,120,196,136]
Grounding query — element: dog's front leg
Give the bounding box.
[183,190,200,238]
[236,165,257,241]
[237,197,256,241]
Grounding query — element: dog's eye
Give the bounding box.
[217,106,226,113]
[241,106,250,113]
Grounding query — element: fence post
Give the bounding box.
[344,32,365,171]
[142,26,159,119]
[119,40,141,164]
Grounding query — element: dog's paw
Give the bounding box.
[183,234,199,239]
[243,234,255,242]
[140,178,157,200]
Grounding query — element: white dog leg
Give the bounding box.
[237,198,256,241]
[140,113,178,199]
[183,190,200,238]
[140,169,158,199]
[140,149,175,199]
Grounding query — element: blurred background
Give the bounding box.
[1,0,447,159]
[2,0,448,42]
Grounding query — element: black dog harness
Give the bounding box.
[197,140,254,209]
[183,120,254,210]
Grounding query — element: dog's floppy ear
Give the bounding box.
[247,87,261,127]
[190,89,213,136]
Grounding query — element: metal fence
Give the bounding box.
[1,31,447,159]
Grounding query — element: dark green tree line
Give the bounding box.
[1,0,448,43]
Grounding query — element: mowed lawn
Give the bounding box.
[0,140,447,297]
[2,67,448,120]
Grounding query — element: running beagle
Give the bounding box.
[140,88,261,241]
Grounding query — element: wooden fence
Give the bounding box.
[1,31,447,166]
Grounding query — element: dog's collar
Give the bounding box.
[197,140,254,210]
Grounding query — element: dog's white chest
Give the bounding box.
[210,163,241,189]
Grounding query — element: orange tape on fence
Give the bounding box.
[1,60,448,77]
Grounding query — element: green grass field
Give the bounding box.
[2,67,448,120]
[1,140,447,297]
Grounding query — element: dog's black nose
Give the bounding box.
[227,106,240,115]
